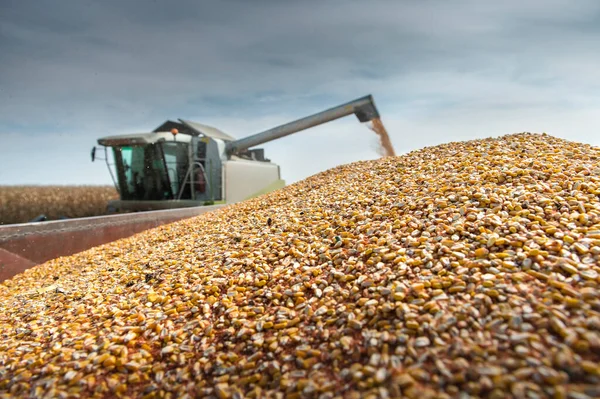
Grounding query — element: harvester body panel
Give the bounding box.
[223,157,283,204]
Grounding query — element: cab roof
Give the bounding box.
[178,119,236,141]
[97,132,192,146]
[98,119,237,146]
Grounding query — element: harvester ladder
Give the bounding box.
[176,161,211,201]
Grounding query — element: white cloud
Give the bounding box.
[0,0,599,185]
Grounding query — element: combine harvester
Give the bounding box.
[0,95,384,282]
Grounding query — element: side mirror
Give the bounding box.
[91,146,96,162]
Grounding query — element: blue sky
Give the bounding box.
[1,0,599,186]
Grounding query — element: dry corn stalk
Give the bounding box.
[0,132,599,398]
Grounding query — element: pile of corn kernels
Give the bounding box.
[1,133,599,399]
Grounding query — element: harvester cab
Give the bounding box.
[92,95,381,213]
[94,120,239,212]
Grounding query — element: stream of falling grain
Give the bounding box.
[369,118,396,157]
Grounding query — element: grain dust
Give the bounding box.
[369,117,396,157]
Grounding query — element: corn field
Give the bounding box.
[0,186,118,225]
